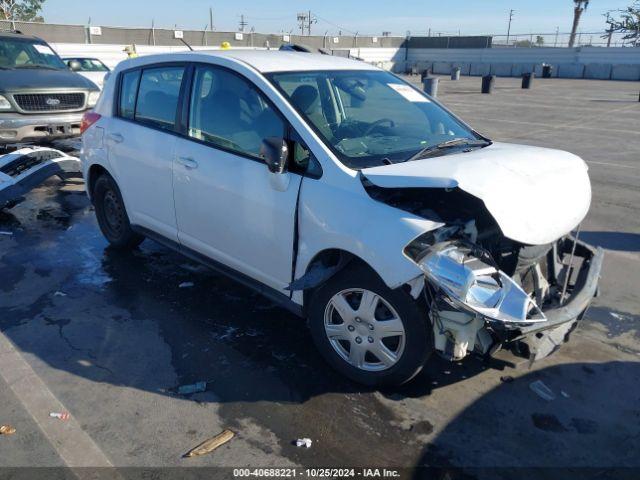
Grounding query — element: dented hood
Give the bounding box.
[362,142,591,245]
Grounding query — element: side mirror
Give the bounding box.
[68,60,82,72]
[260,137,288,174]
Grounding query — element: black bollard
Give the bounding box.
[451,67,461,81]
[481,74,495,94]
[423,76,439,97]
[522,72,535,89]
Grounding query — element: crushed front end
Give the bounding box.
[405,229,603,363]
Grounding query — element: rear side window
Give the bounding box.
[119,70,140,120]
[134,66,184,131]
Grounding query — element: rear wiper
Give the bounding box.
[407,138,491,162]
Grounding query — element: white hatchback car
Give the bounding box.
[81,50,603,386]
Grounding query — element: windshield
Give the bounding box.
[65,58,110,72]
[0,37,67,70]
[269,70,483,169]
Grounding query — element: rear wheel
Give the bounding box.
[93,174,143,249]
[308,263,433,387]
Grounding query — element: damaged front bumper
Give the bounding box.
[416,236,603,363]
[0,147,82,209]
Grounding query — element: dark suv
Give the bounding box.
[0,31,100,149]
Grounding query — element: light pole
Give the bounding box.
[506,9,515,46]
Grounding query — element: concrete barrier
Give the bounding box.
[470,62,491,76]
[490,63,514,77]
[611,64,640,81]
[452,62,471,76]
[558,63,585,78]
[432,61,452,75]
[585,63,612,80]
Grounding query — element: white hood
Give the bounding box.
[362,142,591,245]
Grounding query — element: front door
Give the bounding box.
[173,64,302,293]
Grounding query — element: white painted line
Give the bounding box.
[0,332,112,468]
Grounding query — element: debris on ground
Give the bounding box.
[500,375,515,383]
[177,381,207,395]
[295,438,313,448]
[53,291,67,297]
[49,412,70,421]
[179,282,195,288]
[0,231,13,236]
[0,425,16,435]
[184,429,235,458]
[529,380,556,401]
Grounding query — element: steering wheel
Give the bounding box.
[363,118,395,136]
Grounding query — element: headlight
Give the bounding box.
[0,95,12,111]
[418,242,546,324]
[87,91,101,107]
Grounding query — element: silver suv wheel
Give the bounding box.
[323,288,406,372]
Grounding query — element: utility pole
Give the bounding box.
[506,9,515,46]
[210,7,214,31]
[297,12,308,35]
[307,10,317,36]
[605,13,614,48]
[239,14,248,32]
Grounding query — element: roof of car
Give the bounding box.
[127,49,379,74]
[0,30,43,41]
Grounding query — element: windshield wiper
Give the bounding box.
[406,138,492,162]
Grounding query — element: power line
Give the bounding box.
[313,13,358,35]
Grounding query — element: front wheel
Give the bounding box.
[308,264,433,387]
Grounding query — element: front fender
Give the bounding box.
[292,177,442,305]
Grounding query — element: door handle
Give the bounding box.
[108,133,124,144]
[177,156,198,169]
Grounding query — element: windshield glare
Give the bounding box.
[270,70,480,169]
[0,38,66,70]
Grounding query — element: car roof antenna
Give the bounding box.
[178,38,194,51]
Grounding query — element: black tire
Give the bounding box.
[308,263,433,387]
[93,174,144,250]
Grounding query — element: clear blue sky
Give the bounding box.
[41,0,631,35]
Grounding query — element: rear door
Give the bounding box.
[172,64,302,293]
[106,64,185,241]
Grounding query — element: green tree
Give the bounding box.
[0,0,45,22]
[606,1,640,46]
[569,0,589,47]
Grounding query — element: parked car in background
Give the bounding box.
[0,31,100,150]
[81,50,602,386]
[64,57,111,89]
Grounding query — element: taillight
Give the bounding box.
[81,111,102,134]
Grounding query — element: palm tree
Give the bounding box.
[569,0,590,47]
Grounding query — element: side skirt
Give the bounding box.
[131,225,305,318]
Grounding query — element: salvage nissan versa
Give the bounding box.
[81,51,603,386]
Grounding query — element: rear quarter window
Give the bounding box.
[119,70,140,120]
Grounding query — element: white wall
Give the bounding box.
[50,43,640,80]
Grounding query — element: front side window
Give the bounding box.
[269,70,484,169]
[188,65,285,159]
[0,38,66,70]
[135,66,184,131]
